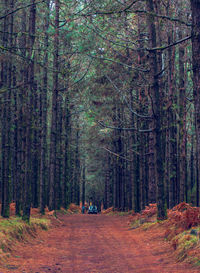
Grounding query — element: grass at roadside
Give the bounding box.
[0,216,50,262]
[127,202,200,268]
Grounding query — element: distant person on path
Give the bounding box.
[82,205,85,214]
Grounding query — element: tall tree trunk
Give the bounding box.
[16,8,27,216]
[22,0,36,222]
[179,29,186,202]
[116,107,123,209]
[1,0,10,218]
[168,38,177,208]
[39,0,49,213]
[129,88,140,212]
[74,127,80,205]
[137,14,148,208]
[146,0,167,219]
[190,0,200,206]
[55,95,63,210]
[82,162,86,208]
[9,0,15,204]
[49,0,60,210]
[104,155,109,210]
[62,97,71,208]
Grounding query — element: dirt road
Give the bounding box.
[2,214,199,273]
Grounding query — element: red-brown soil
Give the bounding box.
[1,214,199,273]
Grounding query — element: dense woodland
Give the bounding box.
[0,0,200,221]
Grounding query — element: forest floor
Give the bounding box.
[1,212,200,273]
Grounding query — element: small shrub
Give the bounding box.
[175,233,198,261]
[67,203,81,214]
[166,203,200,234]
[141,204,157,218]
[102,207,114,214]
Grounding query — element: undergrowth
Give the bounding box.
[172,231,198,261]
[67,203,81,214]
[0,216,50,261]
[102,207,134,216]
[107,211,133,216]
[128,202,200,268]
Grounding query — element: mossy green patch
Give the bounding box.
[141,222,157,230]
[129,219,140,229]
[30,218,50,230]
[187,256,200,266]
[194,259,200,267]
[173,229,199,261]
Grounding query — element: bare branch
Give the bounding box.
[0,0,45,21]
[134,10,191,27]
[102,147,133,162]
[87,54,148,72]
[147,36,191,52]
[98,120,154,133]
[71,9,191,27]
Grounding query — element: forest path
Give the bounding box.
[2,214,199,273]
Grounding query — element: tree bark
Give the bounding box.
[1,0,10,218]
[190,0,200,206]
[22,0,36,222]
[62,96,71,208]
[39,1,50,214]
[39,0,49,213]
[82,163,86,208]
[167,27,177,208]
[179,29,187,202]
[49,0,60,210]
[146,0,167,220]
